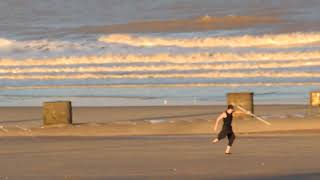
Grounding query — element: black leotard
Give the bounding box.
[218,111,236,146]
[222,111,233,129]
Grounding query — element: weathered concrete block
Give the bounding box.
[227,92,254,117]
[310,91,320,107]
[43,101,72,126]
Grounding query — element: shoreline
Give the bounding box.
[0,104,319,137]
[1,130,320,138]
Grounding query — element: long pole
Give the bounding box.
[233,104,272,126]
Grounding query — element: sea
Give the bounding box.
[0,0,320,106]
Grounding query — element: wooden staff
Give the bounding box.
[233,104,272,126]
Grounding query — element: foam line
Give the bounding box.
[1,51,320,67]
[99,32,320,48]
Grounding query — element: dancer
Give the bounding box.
[212,105,237,155]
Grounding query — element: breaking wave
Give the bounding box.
[0,60,320,74]
[1,82,320,90]
[0,71,319,80]
[1,51,320,66]
[0,38,14,48]
[0,38,94,54]
[99,32,320,48]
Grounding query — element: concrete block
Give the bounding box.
[227,92,254,117]
[310,91,320,107]
[43,101,72,126]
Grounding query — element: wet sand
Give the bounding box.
[0,105,319,136]
[0,135,319,179]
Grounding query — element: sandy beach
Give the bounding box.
[0,105,319,179]
[0,105,319,136]
[2,0,320,179]
[0,135,319,179]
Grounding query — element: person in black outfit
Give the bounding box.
[212,105,238,154]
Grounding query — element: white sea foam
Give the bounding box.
[0,38,90,53]
[1,82,320,90]
[1,51,320,67]
[0,71,319,80]
[0,38,14,48]
[99,32,320,48]
[0,60,319,74]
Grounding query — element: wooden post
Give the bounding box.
[43,101,72,126]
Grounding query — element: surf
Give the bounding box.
[0,60,320,74]
[0,38,14,48]
[1,51,320,67]
[99,32,320,48]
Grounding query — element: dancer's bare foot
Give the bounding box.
[212,138,219,144]
[225,145,232,154]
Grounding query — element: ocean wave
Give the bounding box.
[1,51,320,66]
[0,60,319,74]
[99,32,320,48]
[0,71,319,80]
[0,38,90,53]
[75,15,279,34]
[1,82,320,90]
[0,38,14,48]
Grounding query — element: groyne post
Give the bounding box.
[43,101,73,126]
